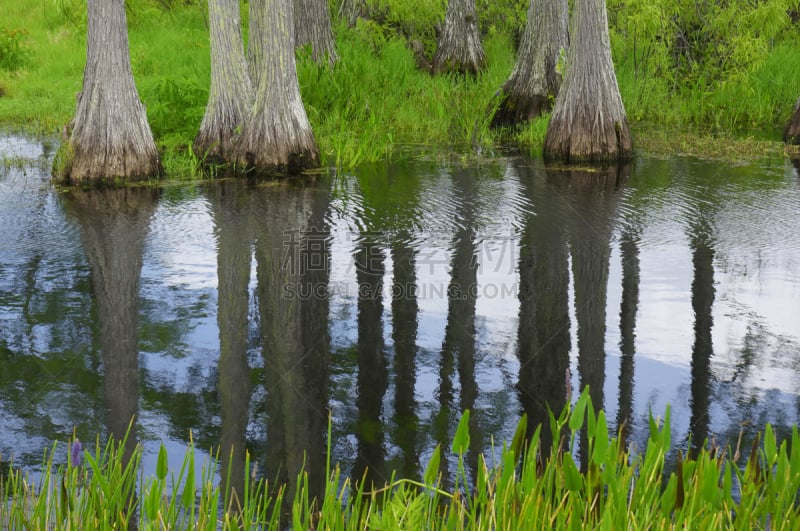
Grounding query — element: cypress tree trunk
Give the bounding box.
[295,0,337,66]
[194,0,253,162]
[337,0,365,27]
[65,0,159,183]
[543,0,632,162]
[432,0,486,75]
[237,0,319,174]
[492,0,568,127]
[247,0,267,83]
[785,97,800,144]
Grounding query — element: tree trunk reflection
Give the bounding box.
[209,181,253,507]
[515,164,571,455]
[66,187,158,528]
[556,164,628,468]
[390,239,420,480]
[436,168,481,484]
[251,181,330,506]
[616,227,640,446]
[352,237,388,489]
[689,219,715,456]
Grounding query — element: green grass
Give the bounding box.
[3,389,800,529]
[2,0,800,178]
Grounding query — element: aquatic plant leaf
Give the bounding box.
[424,445,441,486]
[452,410,471,455]
[592,410,609,466]
[764,424,777,466]
[156,443,168,481]
[569,390,588,433]
[562,453,582,492]
[511,413,528,463]
[182,449,195,511]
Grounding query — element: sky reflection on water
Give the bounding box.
[1,133,800,492]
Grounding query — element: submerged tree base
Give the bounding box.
[235,145,320,176]
[544,114,634,164]
[490,91,552,129]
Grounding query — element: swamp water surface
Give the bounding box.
[2,133,800,496]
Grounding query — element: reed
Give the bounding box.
[3,388,800,529]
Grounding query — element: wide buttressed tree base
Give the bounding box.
[193,0,253,163]
[63,0,159,183]
[432,0,486,76]
[237,0,319,175]
[491,0,568,128]
[544,0,632,163]
[785,97,800,144]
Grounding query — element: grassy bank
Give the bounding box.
[3,390,800,529]
[1,0,799,176]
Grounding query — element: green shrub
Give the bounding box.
[144,76,208,145]
[0,28,30,71]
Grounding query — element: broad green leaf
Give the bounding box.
[569,391,588,433]
[156,444,168,481]
[562,453,582,492]
[791,426,800,477]
[511,413,528,462]
[764,424,777,466]
[592,410,609,466]
[423,445,441,486]
[452,410,471,455]
[181,449,195,510]
[587,399,597,438]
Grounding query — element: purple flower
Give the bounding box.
[70,439,83,468]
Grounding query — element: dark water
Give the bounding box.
[2,132,800,496]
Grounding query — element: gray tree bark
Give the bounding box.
[247,0,267,83]
[295,0,337,66]
[237,0,319,174]
[543,0,632,162]
[785,97,800,144]
[337,0,366,27]
[492,0,568,127]
[432,0,486,75]
[194,0,253,162]
[65,0,159,183]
